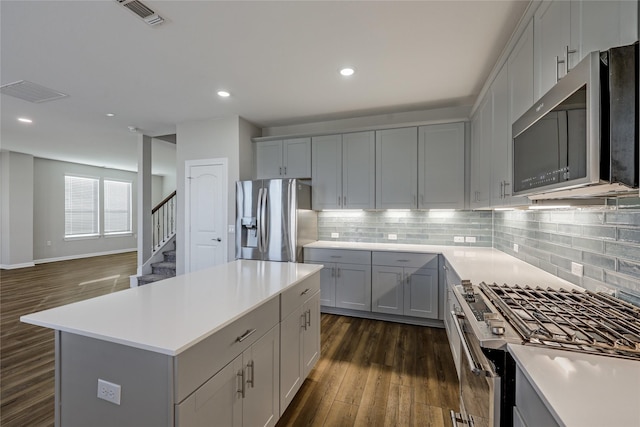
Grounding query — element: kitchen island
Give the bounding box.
[21,260,322,427]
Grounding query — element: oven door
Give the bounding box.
[450,311,501,427]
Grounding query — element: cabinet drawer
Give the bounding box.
[280,273,320,320]
[372,251,437,268]
[304,248,371,265]
[174,296,279,403]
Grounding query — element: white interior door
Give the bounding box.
[186,159,227,273]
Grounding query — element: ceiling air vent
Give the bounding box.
[0,80,69,103]
[116,0,164,26]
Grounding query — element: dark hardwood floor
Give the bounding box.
[276,315,460,427]
[1,252,459,427]
[1,252,137,427]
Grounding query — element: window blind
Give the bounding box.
[104,180,132,234]
[65,176,99,236]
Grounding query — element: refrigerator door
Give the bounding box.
[262,179,296,261]
[236,180,264,260]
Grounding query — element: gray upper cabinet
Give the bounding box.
[256,138,311,179]
[534,0,638,102]
[534,0,571,101]
[490,65,510,207]
[470,96,492,209]
[376,127,418,209]
[509,19,534,125]
[418,123,465,209]
[311,131,375,210]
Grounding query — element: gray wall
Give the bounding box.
[318,210,492,246]
[176,116,259,274]
[0,151,34,268]
[33,158,138,262]
[494,200,640,299]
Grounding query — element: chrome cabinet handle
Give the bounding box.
[330,267,335,278]
[301,312,307,330]
[237,369,245,398]
[305,309,311,327]
[300,288,310,296]
[256,188,263,252]
[396,259,410,263]
[503,181,511,197]
[343,196,346,206]
[565,45,576,72]
[338,195,341,206]
[284,166,287,175]
[337,268,341,277]
[236,328,257,343]
[279,166,282,175]
[246,361,254,388]
[500,181,504,199]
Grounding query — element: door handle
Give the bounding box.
[246,361,254,388]
[213,237,222,242]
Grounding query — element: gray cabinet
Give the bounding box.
[418,123,465,209]
[534,0,571,100]
[311,131,375,210]
[304,248,371,311]
[279,290,320,415]
[509,19,534,125]
[470,95,492,209]
[371,252,439,319]
[256,138,311,179]
[376,127,418,209]
[176,325,280,427]
[490,65,511,207]
[443,262,461,378]
[514,365,560,427]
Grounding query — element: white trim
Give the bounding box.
[1,262,36,270]
[33,248,136,265]
[184,158,228,274]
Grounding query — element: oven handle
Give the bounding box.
[450,311,494,378]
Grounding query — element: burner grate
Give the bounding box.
[479,282,640,360]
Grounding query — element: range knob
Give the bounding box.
[489,319,506,336]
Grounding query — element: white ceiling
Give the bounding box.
[0,0,529,175]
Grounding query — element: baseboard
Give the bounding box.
[0,262,36,270]
[320,306,445,328]
[34,248,137,265]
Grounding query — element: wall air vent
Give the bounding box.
[116,0,164,26]
[0,80,69,103]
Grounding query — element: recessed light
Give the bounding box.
[339,67,355,77]
[106,113,115,117]
[18,117,32,123]
[217,90,230,98]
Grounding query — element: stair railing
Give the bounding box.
[152,191,176,252]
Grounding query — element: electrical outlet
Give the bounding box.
[228,225,235,233]
[571,262,584,277]
[454,236,464,243]
[465,236,476,243]
[97,379,121,405]
[331,232,339,238]
[513,243,519,253]
[46,241,52,246]
[388,234,397,240]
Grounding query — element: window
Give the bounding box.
[65,175,99,237]
[104,180,132,234]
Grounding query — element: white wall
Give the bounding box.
[32,158,138,262]
[0,151,34,268]
[175,116,259,274]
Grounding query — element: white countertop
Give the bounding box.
[508,344,640,427]
[305,241,577,289]
[21,260,322,356]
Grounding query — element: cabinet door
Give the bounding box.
[470,96,492,209]
[175,355,243,427]
[342,131,375,209]
[571,0,638,66]
[302,291,321,377]
[283,138,311,178]
[418,123,464,209]
[404,267,439,319]
[490,65,510,207]
[534,0,571,100]
[335,263,372,311]
[256,140,284,179]
[375,127,418,209]
[279,306,304,415]
[244,326,280,427]
[306,261,335,307]
[509,19,534,125]
[444,266,461,378]
[312,135,342,209]
[371,265,404,315]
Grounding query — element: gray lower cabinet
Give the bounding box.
[371,252,439,319]
[304,248,372,311]
[176,325,280,427]
[514,366,560,427]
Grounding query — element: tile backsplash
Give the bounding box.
[494,201,640,298]
[317,200,640,300]
[318,210,492,246]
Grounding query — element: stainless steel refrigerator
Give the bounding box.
[236,179,317,262]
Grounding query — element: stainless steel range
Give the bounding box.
[449,280,640,427]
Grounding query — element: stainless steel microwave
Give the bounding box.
[512,43,638,199]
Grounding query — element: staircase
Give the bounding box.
[137,248,176,285]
